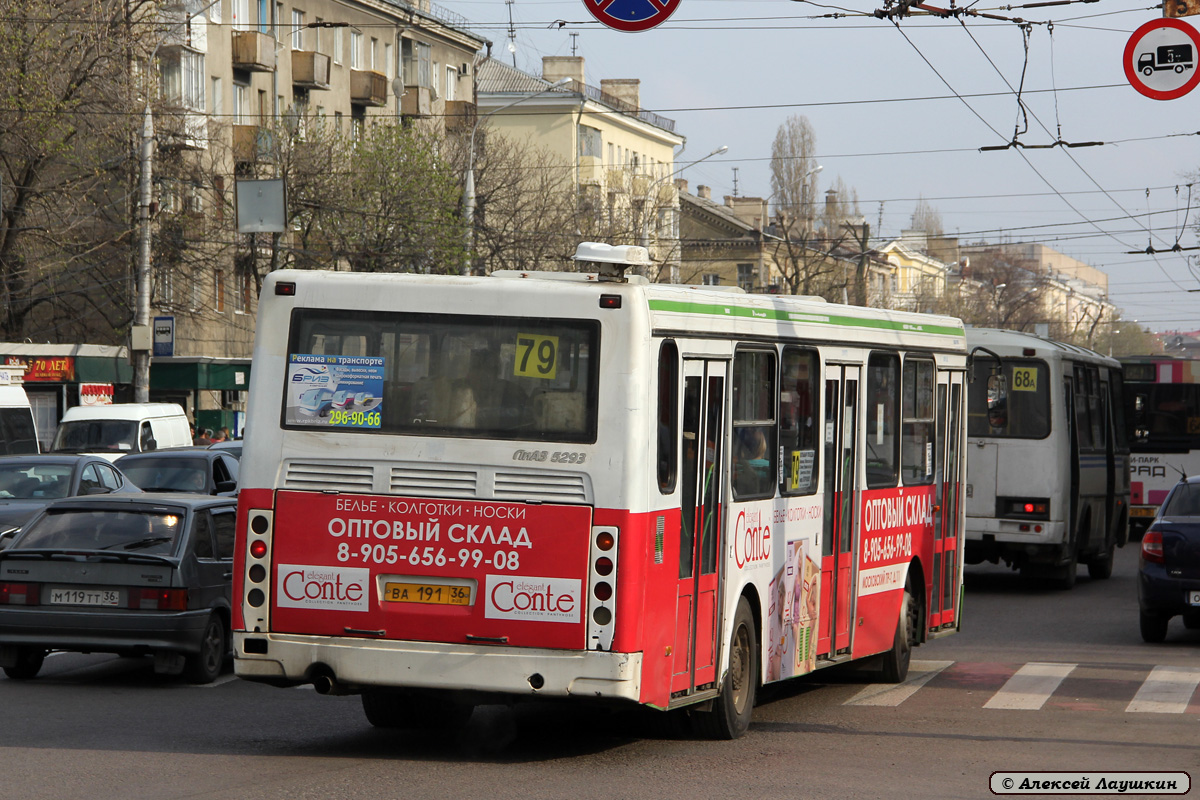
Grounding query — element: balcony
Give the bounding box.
[578,155,602,186]
[443,100,475,131]
[350,69,388,107]
[398,85,430,117]
[231,31,275,72]
[157,111,209,151]
[606,169,630,193]
[232,125,275,163]
[291,50,331,90]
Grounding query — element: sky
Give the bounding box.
[445,0,1200,335]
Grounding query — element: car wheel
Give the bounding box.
[184,614,227,684]
[3,647,45,680]
[1139,610,1170,643]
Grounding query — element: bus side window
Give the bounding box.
[731,348,777,500]
[780,347,818,496]
[657,341,679,493]
[901,358,935,485]
[866,353,899,488]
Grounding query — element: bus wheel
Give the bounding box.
[694,598,757,740]
[3,646,45,680]
[1052,541,1079,590]
[362,689,474,731]
[1087,544,1115,580]
[881,581,917,683]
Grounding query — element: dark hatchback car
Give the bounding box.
[0,455,140,544]
[0,494,237,683]
[1139,477,1200,642]
[115,450,238,496]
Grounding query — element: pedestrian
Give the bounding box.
[211,428,227,443]
[192,425,211,446]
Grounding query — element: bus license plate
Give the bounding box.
[1188,591,1200,607]
[1130,508,1155,518]
[384,583,471,606]
[48,587,121,607]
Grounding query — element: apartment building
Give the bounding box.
[146,0,486,422]
[474,56,684,276]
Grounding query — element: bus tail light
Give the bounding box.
[999,497,1050,520]
[0,582,40,605]
[588,526,618,650]
[242,508,275,635]
[1142,530,1164,564]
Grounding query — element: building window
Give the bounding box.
[386,44,395,80]
[737,263,754,292]
[350,31,362,70]
[370,38,379,71]
[274,2,283,39]
[313,17,323,53]
[402,39,431,87]
[257,0,268,33]
[214,269,226,312]
[291,9,304,50]
[333,26,343,65]
[233,0,250,31]
[211,76,222,116]
[159,49,206,111]
[703,274,720,286]
[578,125,602,159]
[444,64,456,101]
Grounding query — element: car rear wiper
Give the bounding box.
[108,536,173,551]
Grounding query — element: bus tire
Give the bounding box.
[880,580,917,683]
[1087,544,1114,580]
[3,646,45,680]
[693,598,757,740]
[1139,611,1169,643]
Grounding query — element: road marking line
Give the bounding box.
[1126,666,1200,714]
[844,660,954,706]
[984,662,1075,710]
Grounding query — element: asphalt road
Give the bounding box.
[2,542,1196,800]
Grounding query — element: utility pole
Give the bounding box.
[843,221,870,307]
[133,103,154,402]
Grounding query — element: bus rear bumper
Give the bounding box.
[964,519,1067,565]
[232,632,643,702]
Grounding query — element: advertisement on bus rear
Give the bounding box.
[269,491,593,649]
[285,354,384,429]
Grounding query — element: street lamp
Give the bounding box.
[461,77,570,276]
[638,145,728,281]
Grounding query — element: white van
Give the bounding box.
[50,403,191,462]
[0,368,39,455]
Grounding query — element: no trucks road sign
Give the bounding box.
[1124,18,1200,99]
[584,0,681,32]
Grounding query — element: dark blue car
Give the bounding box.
[1138,476,1200,642]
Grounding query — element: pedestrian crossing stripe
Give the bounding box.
[845,661,1200,712]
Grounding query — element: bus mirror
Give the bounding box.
[987,373,1008,428]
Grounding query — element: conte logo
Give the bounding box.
[484,575,581,624]
[276,564,370,612]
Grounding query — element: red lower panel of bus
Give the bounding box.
[268,491,592,650]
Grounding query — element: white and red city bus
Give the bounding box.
[1121,356,1200,538]
[232,243,969,738]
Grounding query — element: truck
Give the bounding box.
[1138,44,1194,75]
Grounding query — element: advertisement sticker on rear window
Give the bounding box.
[285,354,384,429]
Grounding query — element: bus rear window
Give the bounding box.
[283,309,600,443]
[967,358,1050,439]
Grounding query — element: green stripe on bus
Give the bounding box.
[647,299,965,337]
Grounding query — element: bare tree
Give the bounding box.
[910,196,944,238]
[0,0,152,343]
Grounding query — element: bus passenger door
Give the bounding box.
[817,364,858,657]
[672,360,726,695]
[932,372,964,629]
